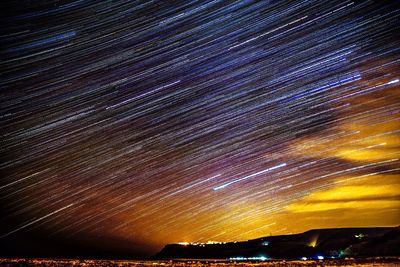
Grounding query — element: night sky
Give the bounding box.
[1,0,399,259]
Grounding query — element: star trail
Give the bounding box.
[1,0,399,258]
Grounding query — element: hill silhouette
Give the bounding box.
[155,226,399,260]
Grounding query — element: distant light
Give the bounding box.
[230,257,246,261]
[178,242,189,246]
[309,241,317,248]
[355,233,365,239]
[206,240,221,244]
[317,256,324,260]
[308,234,319,247]
[301,257,307,261]
[262,241,269,246]
[230,256,268,261]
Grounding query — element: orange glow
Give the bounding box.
[309,234,319,248]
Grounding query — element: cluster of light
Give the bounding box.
[178,241,226,246]
[229,256,268,261]
[355,233,366,239]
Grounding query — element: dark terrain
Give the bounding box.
[155,227,400,260]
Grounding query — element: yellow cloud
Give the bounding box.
[281,71,400,231]
[287,199,400,213]
[286,176,400,213]
[291,119,400,162]
[306,185,399,201]
[290,81,400,163]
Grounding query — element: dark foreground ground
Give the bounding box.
[0,258,399,267]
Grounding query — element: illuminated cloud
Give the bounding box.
[291,119,400,162]
[285,81,400,221]
[286,183,400,213]
[290,81,400,163]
